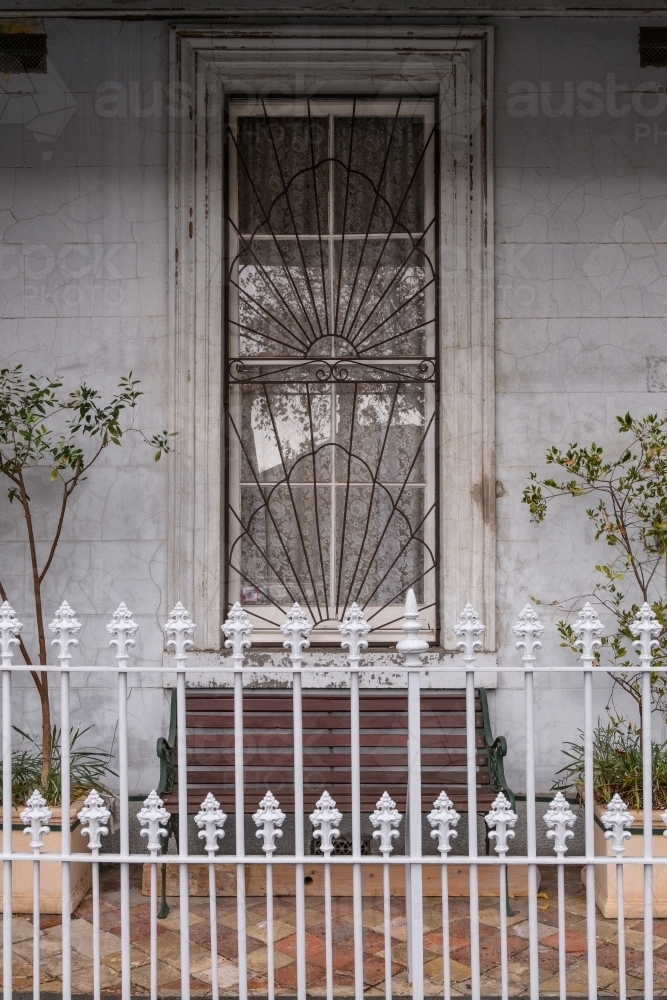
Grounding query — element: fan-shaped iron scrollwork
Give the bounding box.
[226,99,438,633]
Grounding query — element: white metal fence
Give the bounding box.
[1,594,666,1000]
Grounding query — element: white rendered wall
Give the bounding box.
[1,16,666,793]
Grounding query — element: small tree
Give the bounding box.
[523,412,667,731]
[0,365,170,790]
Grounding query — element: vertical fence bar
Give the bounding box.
[630,603,660,1000]
[428,792,459,1000]
[281,605,312,1000]
[195,792,227,1000]
[138,791,170,1000]
[78,789,111,1000]
[453,604,485,1000]
[49,602,82,1000]
[164,603,196,1000]
[601,796,633,1000]
[222,604,253,1000]
[573,603,604,1000]
[0,603,22,1000]
[485,795,517,1000]
[340,604,369,1000]
[253,790,285,1000]
[370,792,401,1000]
[513,606,544,1000]
[22,792,52,1000]
[107,604,138,1000]
[311,792,341,1000]
[398,590,427,1000]
[544,792,576,1000]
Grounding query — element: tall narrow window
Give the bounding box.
[226,99,437,640]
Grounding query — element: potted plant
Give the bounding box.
[554,721,667,917]
[1,727,116,913]
[0,366,170,913]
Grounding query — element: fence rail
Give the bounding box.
[0,595,666,1000]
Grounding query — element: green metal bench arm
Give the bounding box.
[478,687,515,811]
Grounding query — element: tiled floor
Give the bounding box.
[4,865,667,996]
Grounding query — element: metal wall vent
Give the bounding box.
[0,33,47,74]
[639,26,667,68]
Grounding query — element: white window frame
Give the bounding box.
[168,25,496,660]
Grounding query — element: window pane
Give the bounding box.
[237,116,329,235]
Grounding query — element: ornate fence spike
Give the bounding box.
[78,789,111,852]
[194,792,227,854]
[281,603,312,665]
[427,791,460,856]
[48,601,82,664]
[370,791,402,856]
[106,603,138,665]
[21,790,52,850]
[137,790,171,855]
[253,791,286,855]
[485,792,518,858]
[544,791,576,856]
[0,601,22,667]
[453,603,485,663]
[629,602,661,666]
[163,602,196,663]
[397,588,429,667]
[601,793,634,854]
[339,602,370,666]
[512,604,544,663]
[222,602,254,662]
[310,790,342,857]
[572,602,604,664]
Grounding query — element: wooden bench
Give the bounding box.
[156,687,514,828]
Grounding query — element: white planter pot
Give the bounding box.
[593,805,667,918]
[0,799,91,915]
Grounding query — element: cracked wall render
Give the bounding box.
[1,16,666,792]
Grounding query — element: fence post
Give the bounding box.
[0,601,21,1000]
[49,600,82,1000]
[281,603,312,1000]
[222,601,253,1000]
[397,589,428,1000]
[513,604,544,999]
[544,792,576,1000]
[339,601,369,1000]
[21,789,52,1000]
[630,601,660,1000]
[164,602,196,1000]
[107,602,138,1000]
[254,791,285,1000]
[453,603,485,1000]
[573,602,604,1000]
[138,790,170,1000]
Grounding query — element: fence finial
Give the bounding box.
[222,602,253,667]
[195,792,227,855]
[572,602,604,665]
[106,603,138,668]
[629,602,660,668]
[601,793,634,854]
[21,790,52,851]
[310,790,342,857]
[513,604,544,665]
[453,603,485,664]
[397,589,428,667]
[48,601,82,665]
[485,792,518,857]
[339,602,370,668]
[544,792,576,856]
[78,789,111,852]
[428,791,460,855]
[163,602,196,665]
[281,603,312,667]
[370,791,402,856]
[137,790,170,855]
[253,791,285,856]
[0,601,22,667]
